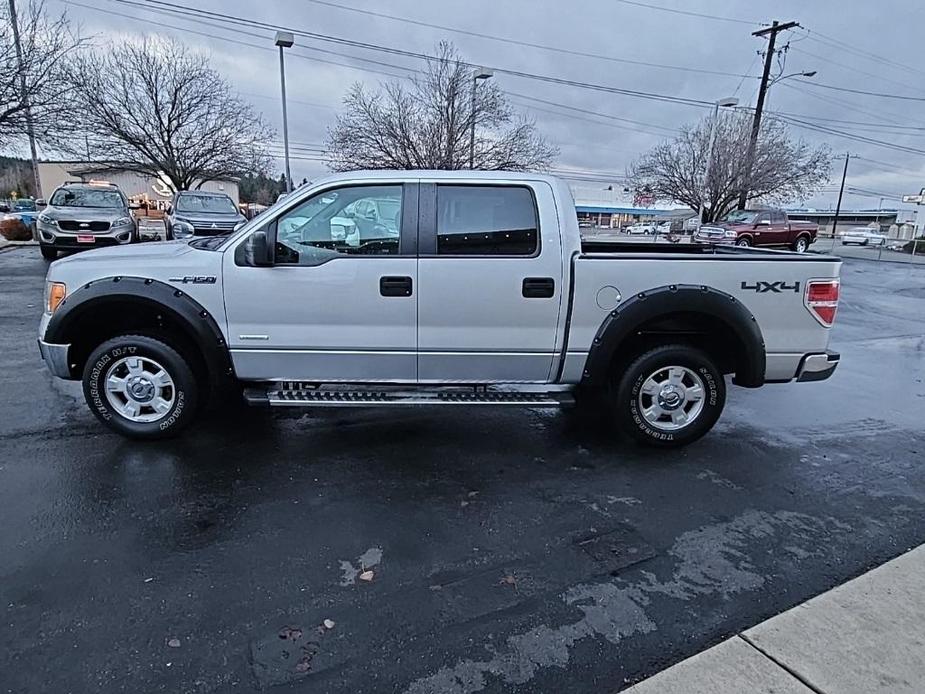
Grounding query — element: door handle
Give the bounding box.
[380,275,413,297]
[522,277,555,298]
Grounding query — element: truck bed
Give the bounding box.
[560,241,841,384]
[579,240,824,259]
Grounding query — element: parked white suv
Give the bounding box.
[36,182,137,260]
[38,171,841,447]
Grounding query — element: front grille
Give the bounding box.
[191,220,237,236]
[58,220,111,232]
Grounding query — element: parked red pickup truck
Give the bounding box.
[694,208,818,253]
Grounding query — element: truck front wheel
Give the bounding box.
[82,334,199,439]
[792,236,809,253]
[612,344,726,448]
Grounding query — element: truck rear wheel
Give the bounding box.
[612,344,726,448]
[82,334,199,439]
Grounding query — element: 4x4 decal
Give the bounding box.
[741,281,800,293]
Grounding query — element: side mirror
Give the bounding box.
[35,199,46,208]
[244,231,272,267]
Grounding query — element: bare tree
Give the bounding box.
[326,42,557,171]
[630,112,831,222]
[0,1,83,148]
[59,37,274,191]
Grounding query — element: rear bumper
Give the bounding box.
[38,339,72,378]
[795,350,840,382]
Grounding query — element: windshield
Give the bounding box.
[50,188,124,208]
[722,210,758,224]
[176,194,238,214]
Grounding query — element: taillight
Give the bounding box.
[805,279,839,327]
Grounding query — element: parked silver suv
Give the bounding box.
[165,191,245,240]
[37,182,137,261]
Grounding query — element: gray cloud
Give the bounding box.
[50,0,925,210]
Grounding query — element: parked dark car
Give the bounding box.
[165,191,246,240]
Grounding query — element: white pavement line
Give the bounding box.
[623,544,925,694]
[621,635,815,694]
[744,545,925,694]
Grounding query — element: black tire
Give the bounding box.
[82,334,199,440]
[164,222,173,241]
[735,237,751,247]
[791,235,809,253]
[612,344,726,448]
[40,244,57,261]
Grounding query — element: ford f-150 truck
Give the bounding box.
[38,171,841,447]
[694,208,818,253]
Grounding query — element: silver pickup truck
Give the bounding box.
[38,171,841,447]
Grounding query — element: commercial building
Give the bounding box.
[37,161,240,207]
[786,208,918,239]
[569,182,677,229]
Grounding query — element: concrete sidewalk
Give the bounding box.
[624,545,925,693]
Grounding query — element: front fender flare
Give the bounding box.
[580,284,766,388]
[43,276,233,381]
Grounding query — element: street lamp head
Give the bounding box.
[717,97,739,108]
[275,31,295,48]
[802,70,817,78]
[473,67,493,81]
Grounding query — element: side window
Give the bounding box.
[755,211,771,225]
[273,185,403,265]
[770,210,786,224]
[436,185,538,256]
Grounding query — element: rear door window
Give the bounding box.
[436,185,538,256]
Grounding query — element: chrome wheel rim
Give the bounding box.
[637,365,706,431]
[103,356,176,423]
[795,238,807,253]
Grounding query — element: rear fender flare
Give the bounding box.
[580,284,766,389]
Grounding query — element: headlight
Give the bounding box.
[172,220,194,238]
[723,229,738,238]
[112,216,133,227]
[45,281,67,314]
[38,213,57,226]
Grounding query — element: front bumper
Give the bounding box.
[795,350,840,382]
[38,339,72,378]
[38,225,134,248]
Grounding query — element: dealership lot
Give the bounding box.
[1,247,924,693]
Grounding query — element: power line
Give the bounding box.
[509,92,678,135]
[611,0,759,26]
[794,78,925,102]
[119,0,715,108]
[788,45,925,96]
[798,28,925,79]
[301,0,757,79]
[771,112,925,156]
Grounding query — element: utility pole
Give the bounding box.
[831,152,850,248]
[8,0,42,199]
[737,20,799,210]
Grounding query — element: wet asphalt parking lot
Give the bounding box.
[1,246,924,694]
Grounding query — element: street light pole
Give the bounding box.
[469,68,493,170]
[8,0,41,199]
[699,97,738,225]
[275,31,294,193]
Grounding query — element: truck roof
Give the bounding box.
[308,169,564,186]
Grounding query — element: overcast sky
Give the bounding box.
[44,0,925,211]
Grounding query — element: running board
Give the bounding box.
[243,384,575,408]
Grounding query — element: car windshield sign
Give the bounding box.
[177,194,237,214]
[49,189,123,208]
